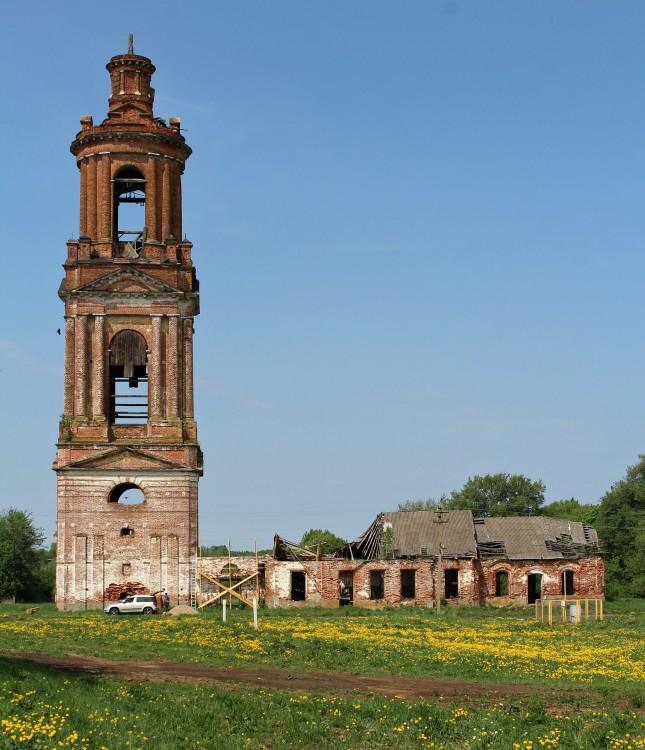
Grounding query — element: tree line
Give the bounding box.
[2,455,643,602]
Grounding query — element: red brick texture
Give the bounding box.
[479,557,605,606]
[199,555,604,610]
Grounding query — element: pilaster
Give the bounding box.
[167,315,179,418]
[149,314,163,418]
[63,316,75,416]
[74,315,88,417]
[183,318,194,419]
[87,158,97,239]
[91,314,106,419]
[162,158,172,239]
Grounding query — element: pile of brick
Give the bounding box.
[103,582,149,602]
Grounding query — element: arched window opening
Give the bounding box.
[562,570,575,596]
[113,167,146,256]
[108,483,145,504]
[120,526,135,537]
[495,571,509,597]
[109,331,148,424]
[219,564,240,577]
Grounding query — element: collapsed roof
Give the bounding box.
[333,510,602,561]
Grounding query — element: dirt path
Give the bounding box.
[5,650,575,702]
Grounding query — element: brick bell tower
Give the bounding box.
[54,38,202,610]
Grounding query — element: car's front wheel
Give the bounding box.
[108,607,120,616]
[142,607,153,615]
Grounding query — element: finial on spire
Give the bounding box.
[128,33,134,54]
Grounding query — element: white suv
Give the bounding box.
[104,595,158,615]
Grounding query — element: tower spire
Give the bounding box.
[128,33,134,55]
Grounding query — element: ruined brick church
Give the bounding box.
[54,43,605,611]
[54,40,201,609]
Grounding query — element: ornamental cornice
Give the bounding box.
[70,130,191,159]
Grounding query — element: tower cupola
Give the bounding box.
[69,35,191,254]
[106,35,157,119]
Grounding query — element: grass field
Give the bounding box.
[0,601,643,749]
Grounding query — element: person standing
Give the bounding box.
[163,591,170,614]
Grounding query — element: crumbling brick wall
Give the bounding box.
[55,470,198,610]
[480,556,605,605]
[262,558,479,608]
[198,557,266,605]
[194,555,604,610]
[103,581,149,602]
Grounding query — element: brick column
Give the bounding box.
[79,161,88,237]
[74,316,88,416]
[162,158,171,239]
[97,156,111,241]
[146,160,158,242]
[172,162,182,240]
[167,315,179,418]
[155,158,163,242]
[149,315,163,418]
[183,318,194,419]
[63,316,75,416]
[91,315,105,419]
[87,158,97,240]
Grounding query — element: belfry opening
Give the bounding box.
[54,39,202,610]
[108,330,148,423]
[113,167,146,256]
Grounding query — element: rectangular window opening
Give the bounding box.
[290,571,306,601]
[495,571,509,597]
[401,569,416,599]
[562,570,574,596]
[444,569,459,599]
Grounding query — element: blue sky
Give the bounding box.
[2,1,645,549]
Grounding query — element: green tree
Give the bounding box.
[0,509,50,602]
[397,498,439,512]
[595,456,645,599]
[200,545,272,557]
[447,473,545,517]
[300,529,346,556]
[540,498,599,525]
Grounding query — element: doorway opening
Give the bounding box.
[370,570,385,600]
[401,569,416,600]
[528,573,542,604]
[444,569,459,599]
[339,571,354,605]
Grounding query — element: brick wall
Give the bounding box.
[195,555,604,610]
[479,556,605,606]
[56,470,198,610]
[263,558,480,608]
